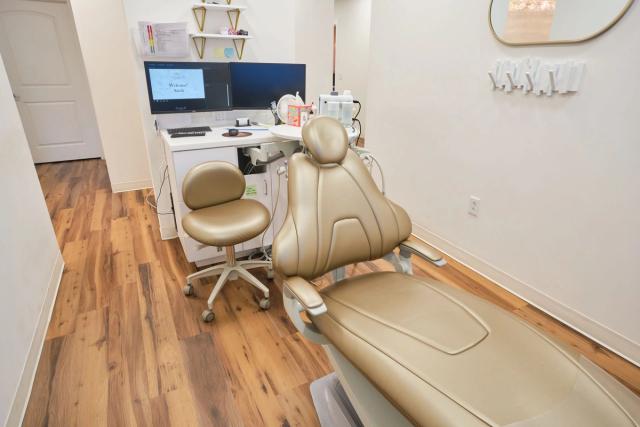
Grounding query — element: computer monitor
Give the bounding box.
[144,61,231,114]
[230,62,306,110]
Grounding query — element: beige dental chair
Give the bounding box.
[272,117,640,426]
[181,161,273,322]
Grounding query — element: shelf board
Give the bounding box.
[190,33,252,40]
[191,3,247,12]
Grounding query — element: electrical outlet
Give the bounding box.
[214,111,225,121]
[468,196,480,217]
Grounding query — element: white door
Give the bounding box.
[0,0,102,163]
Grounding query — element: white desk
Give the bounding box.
[162,126,298,266]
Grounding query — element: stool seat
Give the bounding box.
[182,199,269,247]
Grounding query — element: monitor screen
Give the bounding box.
[144,61,231,114]
[230,62,306,110]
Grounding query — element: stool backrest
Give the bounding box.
[182,161,246,210]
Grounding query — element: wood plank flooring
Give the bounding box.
[24,159,639,426]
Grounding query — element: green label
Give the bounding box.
[245,184,257,197]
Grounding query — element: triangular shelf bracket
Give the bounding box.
[191,0,248,60]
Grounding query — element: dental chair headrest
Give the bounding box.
[301,117,348,165]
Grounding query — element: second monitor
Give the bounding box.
[230,62,306,110]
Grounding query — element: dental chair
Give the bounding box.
[181,161,273,322]
[272,117,640,426]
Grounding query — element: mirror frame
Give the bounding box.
[489,0,636,46]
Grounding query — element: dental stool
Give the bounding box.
[273,117,640,426]
[181,161,273,322]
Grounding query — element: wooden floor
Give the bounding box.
[24,159,639,426]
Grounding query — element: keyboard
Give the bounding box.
[167,126,211,135]
[171,131,206,138]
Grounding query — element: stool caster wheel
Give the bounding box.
[259,298,271,310]
[183,285,194,296]
[266,268,274,280]
[201,310,215,322]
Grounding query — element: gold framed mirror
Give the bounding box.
[489,0,635,46]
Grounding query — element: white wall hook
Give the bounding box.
[489,58,584,97]
[506,71,515,89]
[525,72,534,92]
[547,69,556,96]
[488,71,498,90]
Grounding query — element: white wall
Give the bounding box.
[366,1,640,364]
[121,0,333,237]
[0,56,64,426]
[334,0,371,135]
[68,0,152,192]
[294,0,335,106]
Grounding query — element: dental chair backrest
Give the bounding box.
[272,117,412,280]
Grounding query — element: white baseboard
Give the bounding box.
[111,179,152,193]
[412,223,640,368]
[5,253,65,427]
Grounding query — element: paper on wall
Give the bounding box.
[139,22,189,57]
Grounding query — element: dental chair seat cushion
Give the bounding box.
[182,199,269,247]
[313,272,635,426]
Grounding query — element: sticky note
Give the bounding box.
[214,48,225,58]
[245,185,257,197]
[224,47,235,59]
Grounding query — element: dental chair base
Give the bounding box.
[310,372,363,427]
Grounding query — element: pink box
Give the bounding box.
[288,104,312,127]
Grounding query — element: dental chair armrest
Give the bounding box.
[399,239,447,267]
[284,277,327,316]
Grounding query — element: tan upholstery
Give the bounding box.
[301,116,349,164]
[313,272,637,426]
[182,161,246,210]
[273,118,412,280]
[271,117,640,426]
[399,238,444,264]
[181,162,269,247]
[283,277,325,311]
[182,199,269,247]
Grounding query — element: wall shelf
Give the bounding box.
[192,3,247,12]
[190,33,252,59]
[190,1,250,60]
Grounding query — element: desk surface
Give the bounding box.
[162,126,284,152]
[162,124,359,152]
